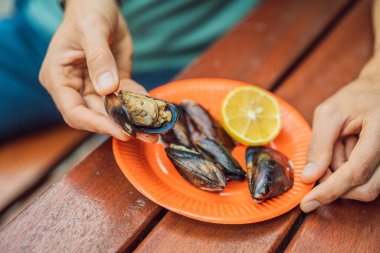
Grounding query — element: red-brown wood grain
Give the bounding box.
[276,0,373,122]
[0,125,88,213]
[278,1,380,252]
[0,140,162,252]
[0,0,362,252]
[135,210,300,253]
[136,1,369,253]
[177,0,351,87]
[287,199,380,253]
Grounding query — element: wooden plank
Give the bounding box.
[287,199,380,253]
[135,210,300,253]
[0,0,353,251]
[276,0,373,123]
[0,140,162,252]
[136,1,362,253]
[0,125,88,212]
[177,0,351,88]
[277,1,380,252]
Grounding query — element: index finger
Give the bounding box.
[84,92,158,143]
[54,86,129,141]
[302,104,344,183]
[301,119,380,212]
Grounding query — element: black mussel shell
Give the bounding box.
[246,146,293,202]
[104,94,136,137]
[165,144,226,192]
[180,100,235,151]
[105,92,178,136]
[161,105,193,148]
[133,103,178,134]
[195,138,245,180]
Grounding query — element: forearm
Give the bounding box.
[374,0,380,51]
[358,0,380,78]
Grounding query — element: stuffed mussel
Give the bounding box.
[246,146,293,202]
[105,91,178,137]
[166,144,227,192]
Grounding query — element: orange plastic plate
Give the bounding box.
[113,78,313,224]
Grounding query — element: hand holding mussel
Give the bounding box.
[105,91,178,137]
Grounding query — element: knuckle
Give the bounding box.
[325,191,339,202]
[365,188,380,202]
[61,111,77,129]
[38,68,45,85]
[350,166,371,186]
[78,15,106,33]
[96,125,109,135]
[63,117,76,129]
[73,116,86,130]
[319,192,339,204]
[354,187,379,202]
[38,63,48,87]
[87,48,107,64]
[314,103,335,118]
[354,189,368,201]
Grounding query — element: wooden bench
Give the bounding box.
[0,126,88,216]
[1,0,379,252]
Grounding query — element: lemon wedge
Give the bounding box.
[221,86,281,146]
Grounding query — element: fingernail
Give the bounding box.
[301,200,321,213]
[97,72,115,91]
[302,163,317,179]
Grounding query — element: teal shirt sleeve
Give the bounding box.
[22,0,260,73]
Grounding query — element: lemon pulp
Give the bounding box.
[221,86,281,146]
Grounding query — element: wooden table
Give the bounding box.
[1,0,379,252]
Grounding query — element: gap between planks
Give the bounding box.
[270,0,359,251]
[270,0,358,92]
[128,1,360,252]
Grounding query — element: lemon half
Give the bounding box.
[221,86,281,146]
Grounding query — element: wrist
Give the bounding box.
[358,53,380,80]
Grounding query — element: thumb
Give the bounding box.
[82,29,119,95]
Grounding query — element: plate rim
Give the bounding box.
[112,78,314,224]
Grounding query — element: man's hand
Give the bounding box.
[39,0,158,142]
[300,56,380,212]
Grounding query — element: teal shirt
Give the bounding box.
[22,0,259,73]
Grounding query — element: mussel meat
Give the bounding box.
[161,105,192,148]
[105,91,178,137]
[165,144,226,192]
[246,146,293,202]
[195,138,245,180]
[180,100,235,151]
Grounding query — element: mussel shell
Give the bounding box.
[133,103,178,134]
[195,138,245,180]
[246,146,294,202]
[166,144,226,192]
[105,92,179,136]
[161,105,192,147]
[104,94,136,137]
[180,100,235,151]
